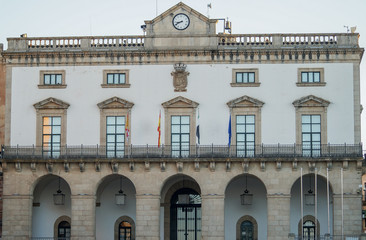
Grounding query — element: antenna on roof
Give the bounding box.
[207,3,212,18]
[344,25,350,33]
[156,0,158,16]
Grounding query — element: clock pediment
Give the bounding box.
[144,2,216,38]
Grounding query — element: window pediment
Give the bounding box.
[97,97,134,109]
[292,95,330,108]
[33,97,70,110]
[162,96,199,109]
[227,95,264,109]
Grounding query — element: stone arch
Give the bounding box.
[95,174,136,204]
[298,215,321,237]
[225,173,268,194]
[290,172,334,193]
[236,215,258,240]
[114,215,135,240]
[54,215,71,238]
[32,174,71,204]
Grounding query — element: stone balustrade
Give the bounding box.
[5,33,359,52]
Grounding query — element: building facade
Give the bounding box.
[0,2,364,240]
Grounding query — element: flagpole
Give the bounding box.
[315,169,317,239]
[301,167,303,237]
[341,168,344,238]
[327,168,330,234]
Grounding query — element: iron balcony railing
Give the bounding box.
[290,235,361,240]
[0,144,362,160]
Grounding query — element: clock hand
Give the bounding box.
[175,21,183,26]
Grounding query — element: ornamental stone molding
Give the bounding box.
[33,97,70,110]
[292,95,330,109]
[161,96,199,109]
[227,95,264,109]
[171,63,189,92]
[97,96,134,109]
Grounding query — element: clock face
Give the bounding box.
[172,13,190,30]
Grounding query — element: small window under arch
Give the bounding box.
[58,220,71,239]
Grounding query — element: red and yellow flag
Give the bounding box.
[157,111,161,147]
[125,113,130,141]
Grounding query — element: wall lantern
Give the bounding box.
[240,175,253,205]
[115,177,126,205]
[53,177,65,205]
[305,176,315,205]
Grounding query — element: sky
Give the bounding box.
[0,0,365,145]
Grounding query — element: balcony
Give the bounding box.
[0,144,362,161]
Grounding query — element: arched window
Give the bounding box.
[58,221,70,239]
[119,221,132,240]
[303,220,315,240]
[114,216,135,240]
[236,215,258,240]
[240,221,254,240]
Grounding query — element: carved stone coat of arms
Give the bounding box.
[171,63,189,92]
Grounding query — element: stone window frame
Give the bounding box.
[34,97,69,148]
[38,70,67,89]
[227,96,264,151]
[297,215,320,238]
[97,97,134,151]
[236,215,258,240]
[296,68,326,87]
[161,96,199,147]
[231,68,260,87]
[293,95,330,145]
[54,215,71,238]
[101,69,131,88]
[114,215,136,240]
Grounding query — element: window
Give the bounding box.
[236,115,255,157]
[236,216,258,240]
[34,97,69,158]
[240,221,254,240]
[39,70,66,89]
[106,116,125,158]
[302,115,321,157]
[58,221,71,239]
[107,73,126,84]
[171,116,190,157]
[231,69,260,87]
[102,70,130,88]
[119,221,132,240]
[97,97,134,157]
[227,95,264,157]
[297,68,325,86]
[162,96,199,156]
[236,72,255,83]
[302,220,315,240]
[301,72,320,83]
[42,116,61,158]
[293,95,329,157]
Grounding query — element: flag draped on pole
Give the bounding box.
[157,111,161,148]
[196,109,200,144]
[228,115,232,146]
[125,113,130,141]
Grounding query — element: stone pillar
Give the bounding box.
[2,195,32,240]
[135,194,160,240]
[333,194,361,235]
[71,195,96,240]
[267,194,291,240]
[201,194,225,240]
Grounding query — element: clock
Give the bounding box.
[172,13,190,30]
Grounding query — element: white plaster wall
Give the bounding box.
[224,176,267,240]
[10,63,355,146]
[32,178,71,237]
[290,176,334,235]
[95,178,136,240]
